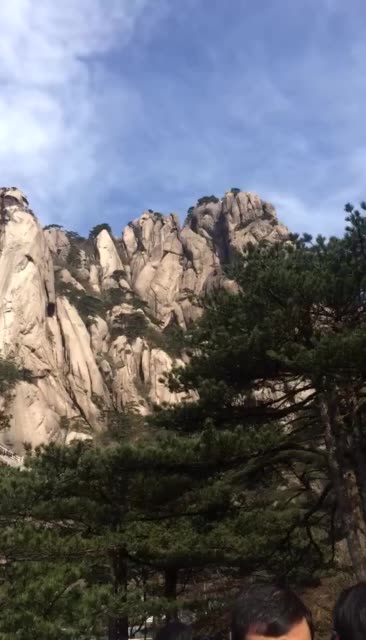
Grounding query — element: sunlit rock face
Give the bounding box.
[0,188,288,451]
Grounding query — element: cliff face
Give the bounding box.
[0,188,288,451]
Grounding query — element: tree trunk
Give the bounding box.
[164,567,178,622]
[319,393,366,579]
[350,409,366,524]
[109,616,129,640]
[108,549,129,640]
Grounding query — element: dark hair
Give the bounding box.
[155,621,192,640]
[333,582,366,640]
[231,583,314,640]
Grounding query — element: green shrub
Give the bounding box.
[230,187,241,196]
[74,295,105,324]
[110,311,184,358]
[103,288,151,314]
[0,358,32,431]
[67,244,82,270]
[97,409,145,444]
[130,296,149,312]
[43,224,63,230]
[104,289,127,308]
[57,281,104,325]
[59,415,91,435]
[0,358,32,394]
[89,223,112,239]
[111,270,126,282]
[185,206,196,227]
[65,230,96,271]
[110,313,149,342]
[66,230,85,243]
[161,323,185,357]
[196,195,219,207]
[143,322,184,357]
[147,210,163,220]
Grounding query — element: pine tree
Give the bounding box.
[5,203,366,634]
[0,422,326,637]
[156,204,366,579]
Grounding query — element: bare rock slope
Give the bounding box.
[0,187,288,451]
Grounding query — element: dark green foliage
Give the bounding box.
[0,359,33,431]
[0,358,32,394]
[230,188,241,195]
[110,311,150,342]
[146,210,164,219]
[104,289,151,313]
[64,230,93,271]
[96,409,147,445]
[111,269,126,281]
[3,202,366,634]
[0,416,329,638]
[56,281,104,325]
[130,296,149,311]
[72,293,105,324]
[161,323,185,358]
[0,442,145,638]
[104,288,128,308]
[110,311,184,358]
[196,195,219,207]
[0,557,108,640]
[66,243,82,269]
[55,274,153,333]
[89,223,112,239]
[185,206,197,228]
[0,359,33,432]
[66,230,85,243]
[43,223,63,230]
[161,201,366,579]
[300,232,313,244]
[0,441,190,635]
[147,324,182,356]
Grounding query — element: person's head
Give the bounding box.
[231,583,314,640]
[333,582,366,640]
[155,621,192,640]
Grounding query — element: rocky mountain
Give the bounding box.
[0,187,288,452]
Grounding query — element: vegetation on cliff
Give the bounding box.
[1,204,366,637]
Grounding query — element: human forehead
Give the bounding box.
[245,618,312,640]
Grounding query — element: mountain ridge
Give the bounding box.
[0,186,288,451]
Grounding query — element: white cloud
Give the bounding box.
[0,0,150,225]
[0,0,365,238]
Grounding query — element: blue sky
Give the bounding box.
[0,0,365,237]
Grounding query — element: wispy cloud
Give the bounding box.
[0,0,365,236]
[0,0,153,225]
